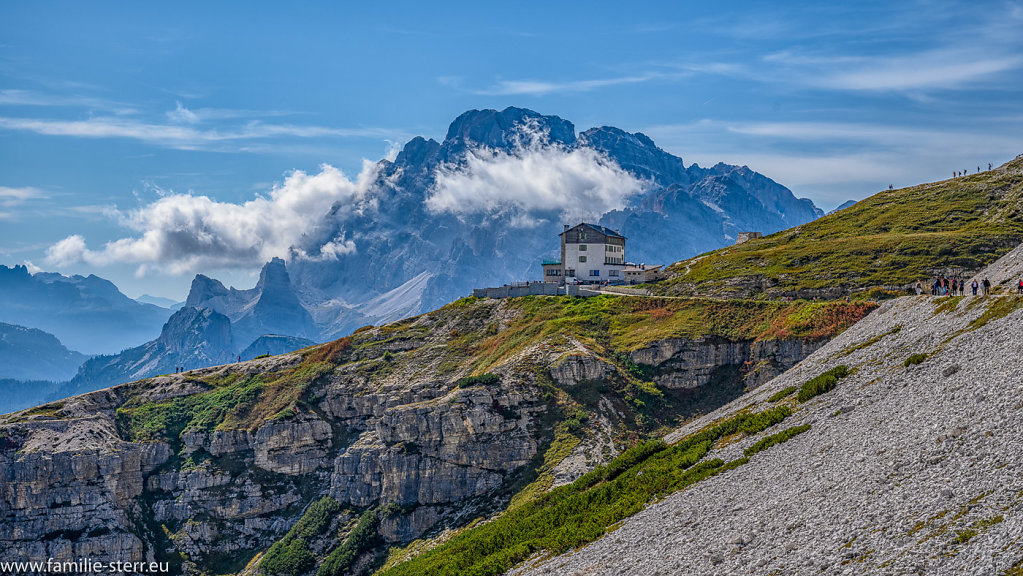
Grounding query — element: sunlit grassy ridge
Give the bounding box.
[110,295,874,443]
[654,160,1023,298]
[467,295,877,372]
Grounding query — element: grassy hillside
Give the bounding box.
[652,157,1023,298]
[112,295,874,444]
[462,295,875,372]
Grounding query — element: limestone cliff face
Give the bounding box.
[0,297,844,574]
[630,336,825,389]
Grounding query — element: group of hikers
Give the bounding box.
[915,276,1023,296]
[953,163,993,178]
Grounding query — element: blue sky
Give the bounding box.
[2,1,1022,299]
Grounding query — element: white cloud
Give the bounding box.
[805,49,1023,92]
[473,71,684,96]
[426,122,649,221]
[45,162,382,274]
[643,118,1023,209]
[0,115,402,152]
[167,101,200,124]
[0,89,137,114]
[0,186,46,211]
[46,234,88,266]
[0,185,45,204]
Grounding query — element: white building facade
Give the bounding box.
[545,223,626,283]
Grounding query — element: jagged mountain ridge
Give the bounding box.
[159,107,823,378]
[185,257,319,348]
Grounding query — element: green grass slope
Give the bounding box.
[652,156,1023,299]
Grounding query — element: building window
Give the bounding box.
[609,270,619,277]
[590,270,600,276]
[579,256,587,263]
[579,244,587,251]
[546,269,561,276]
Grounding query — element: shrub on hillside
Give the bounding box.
[318,509,381,576]
[260,538,314,576]
[456,373,500,388]
[904,353,928,367]
[768,386,797,402]
[797,365,850,402]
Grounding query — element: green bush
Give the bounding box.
[564,409,590,433]
[291,497,342,540]
[612,351,654,380]
[456,373,501,388]
[259,497,341,575]
[744,424,811,457]
[260,538,314,576]
[318,509,381,576]
[797,365,850,402]
[904,353,928,367]
[768,386,797,402]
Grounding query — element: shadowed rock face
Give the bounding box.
[631,337,826,389]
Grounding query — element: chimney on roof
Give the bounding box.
[564,224,569,231]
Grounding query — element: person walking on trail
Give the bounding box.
[983,277,991,296]
[1018,278,1023,295]
[972,278,979,296]
[916,280,922,295]
[989,163,993,171]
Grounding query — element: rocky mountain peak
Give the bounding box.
[156,306,234,355]
[579,125,689,187]
[184,274,230,308]
[443,107,576,154]
[255,257,291,291]
[393,135,441,169]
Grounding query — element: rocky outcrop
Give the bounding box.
[631,336,824,389]
[550,353,611,386]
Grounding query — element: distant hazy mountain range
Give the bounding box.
[0,264,173,355]
[0,322,86,382]
[135,294,185,310]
